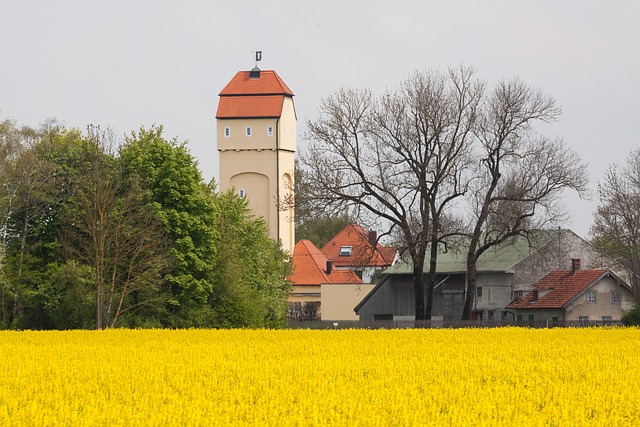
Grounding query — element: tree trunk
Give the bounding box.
[462,224,483,320]
[462,252,478,320]
[424,236,439,321]
[413,263,426,321]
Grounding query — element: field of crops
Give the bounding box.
[0,327,639,426]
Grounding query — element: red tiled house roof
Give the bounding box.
[320,224,396,268]
[506,269,608,309]
[216,70,295,119]
[289,240,362,286]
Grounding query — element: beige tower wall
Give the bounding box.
[217,98,296,254]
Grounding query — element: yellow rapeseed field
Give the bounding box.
[0,327,639,426]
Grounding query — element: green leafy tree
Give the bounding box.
[0,120,66,328]
[121,126,291,327]
[210,189,291,328]
[120,126,218,325]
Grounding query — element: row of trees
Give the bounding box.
[300,66,589,320]
[0,120,291,330]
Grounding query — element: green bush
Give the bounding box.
[621,305,640,326]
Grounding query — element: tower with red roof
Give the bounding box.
[216,65,296,253]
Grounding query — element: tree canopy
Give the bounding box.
[0,120,291,329]
[303,67,588,320]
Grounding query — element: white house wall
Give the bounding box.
[565,276,634,321]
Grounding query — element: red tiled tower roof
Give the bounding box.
[219,70,294,96]
[506,269,608,309]
[289,240,362,286]
[320,224,396,268]
[216,70,294,119]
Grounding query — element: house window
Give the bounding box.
[586,291,597,303]
[224,127,230,137]
[579,315,589,326]
[374,314,393,321]
[611,291,620,304]
[602,315,613,325]
[517,314,534,326]
[267,126,273,137]
[339,246,352,256]
[476,287,483,298]
[551,316,560,327]
[245,126,252,136]
[238,189,246,199]
[488,310,495,321]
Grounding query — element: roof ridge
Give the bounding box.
[219,70,294,97]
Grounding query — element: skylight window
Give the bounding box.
[339,246,352,256]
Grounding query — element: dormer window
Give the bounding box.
[224,127,231,137]
[245,126,252,137]
[339,246,352,256]
[249,67,261,79]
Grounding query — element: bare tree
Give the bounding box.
[461,79,589,319]
[303,67,482,320]
[591,149,640,295]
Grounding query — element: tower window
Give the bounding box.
[267,126,273,137]
[245,126,252,137]
[224,127,230,137]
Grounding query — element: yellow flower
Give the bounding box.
[0,328,638,426]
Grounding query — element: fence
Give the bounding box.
[286,319,623,330]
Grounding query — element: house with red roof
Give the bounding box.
[506,259,635,326]
[288,239,373,321]
[320,224,397,283]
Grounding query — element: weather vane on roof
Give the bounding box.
[253,50,262,69]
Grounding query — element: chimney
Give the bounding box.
[571,258,581,274]
[326,259,333,275]
[368,231,377,247]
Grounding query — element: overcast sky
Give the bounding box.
[1,1,638,238]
